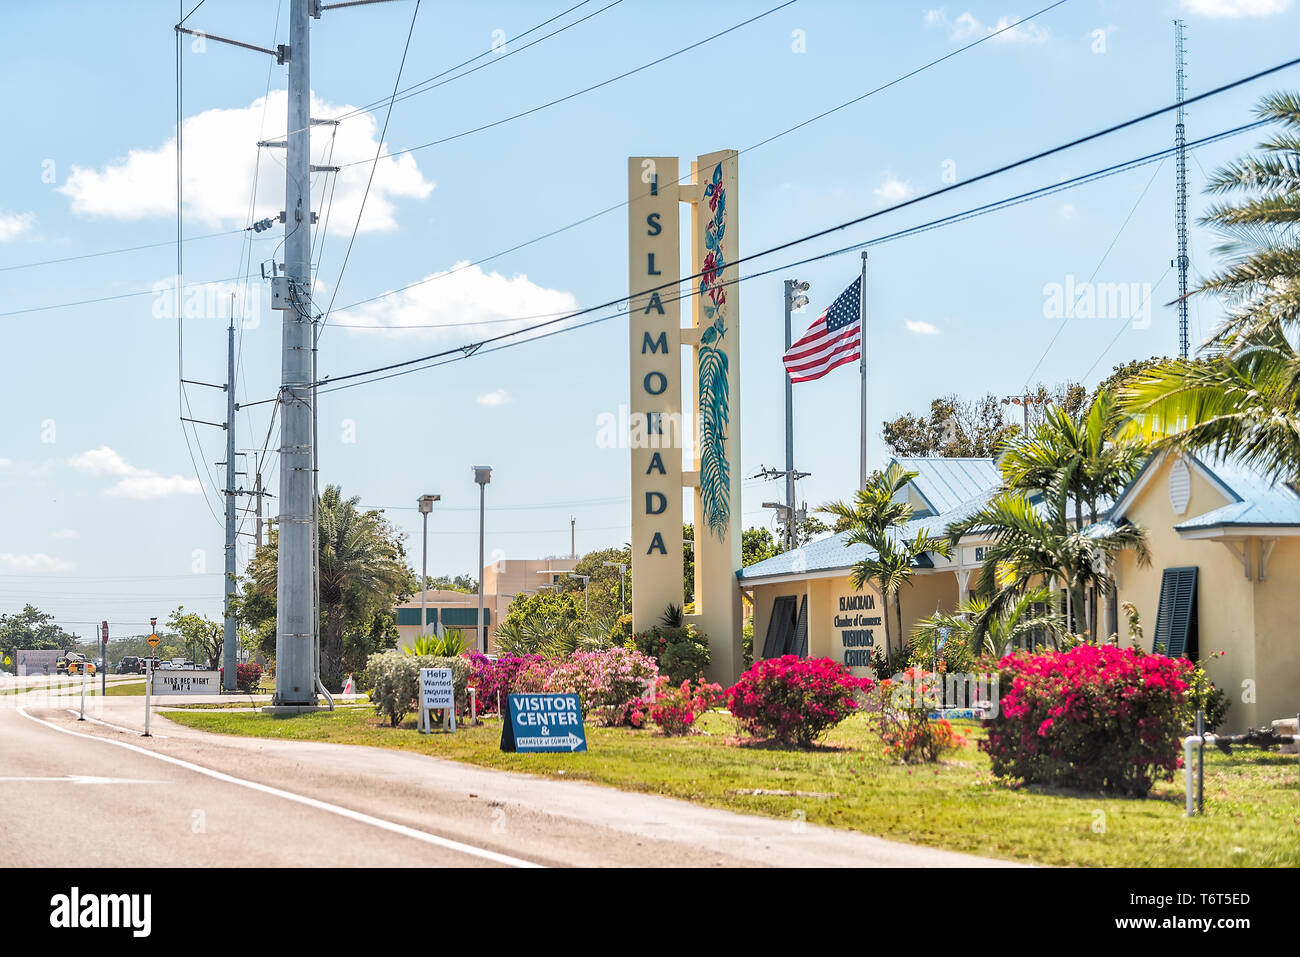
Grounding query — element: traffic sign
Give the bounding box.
[500,693,587,753]
[147,634,160,648]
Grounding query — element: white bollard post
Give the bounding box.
[469,687,477,725]
[79,665,86,721]
[1184,736,1196,816]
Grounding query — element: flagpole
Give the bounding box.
[859,250,868,489]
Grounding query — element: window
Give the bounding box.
[761,595,808,659]
[762,596,799,659]
[1153,566,1199,659]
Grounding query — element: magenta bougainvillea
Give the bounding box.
[649,677,724,736]
[727,655,872,747]
[983,645,1193,796]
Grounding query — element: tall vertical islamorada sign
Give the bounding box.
[628,151,743,683]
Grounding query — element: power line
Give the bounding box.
[325,0,1071,316]
[0,229,245,274]
[334,0,800,171]
[325,0,622,127]
[308,112,1276,397]
[317,0,424,335]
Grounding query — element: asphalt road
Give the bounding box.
[0,686,1019,868]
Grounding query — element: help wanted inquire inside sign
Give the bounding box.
[500,693,588,753]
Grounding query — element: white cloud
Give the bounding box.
[336,261,578,340]
[51,528,79,540]
[0,553,74,573]
[873,173,915,206]
[0,210,35,242]
[925,9,1051,44]
[68,446,201,500]
[0,458,56,480]
[60,91,433,234]
[905,319,940,336]
[1061,203,1076,219]
[477,389,510,406]
[1180,0,1292,16]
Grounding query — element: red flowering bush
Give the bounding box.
[983,645,1193,796]
[513,648,658,726]
[727,655,872,747]
[649,677,724,735]
[874,668,967,763]
[464,654,542,715]
[235,662,262,693]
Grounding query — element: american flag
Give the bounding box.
[782,276,861,383]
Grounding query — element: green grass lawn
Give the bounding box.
[163,706,1300,867]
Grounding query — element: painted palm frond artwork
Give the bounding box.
[698,162,732,540]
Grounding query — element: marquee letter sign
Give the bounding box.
[627,152,744,683]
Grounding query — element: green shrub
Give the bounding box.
[1184,651,1230,733]
[632,623,710,684]
[363,652,469,727]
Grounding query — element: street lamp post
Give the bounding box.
[603,561,628,617]
[566,573,591,617]
[417,494,439,639]
[473,467,492,655]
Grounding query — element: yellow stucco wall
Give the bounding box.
[1248,537,1300,731]
[1111,454,1300,732]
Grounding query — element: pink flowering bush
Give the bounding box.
[464,654,542,715]
[983,645,1193,796]
[649,677,724,735]
[874,668,967,763]
[514,647,658,727]
[727,655,872,747]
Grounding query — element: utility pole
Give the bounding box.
[274,0,316,706]
[1174,19,1190,360]
[755,466,810,550]
[783,280,810,551]
[222,312,238,691]
[859,252,869,490]
[570,516,576,559]
[254,472,263,549]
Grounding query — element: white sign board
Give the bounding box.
[420,668,454,709]
[152,670,220,695]
[17,650,60,676]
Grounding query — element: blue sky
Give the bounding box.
[1,0,1297,634]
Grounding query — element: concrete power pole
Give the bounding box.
[274,0,316,706]
[223,315,238,691]
[1174,19,1190,360]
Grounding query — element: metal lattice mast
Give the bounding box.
[1175,19,1190,359]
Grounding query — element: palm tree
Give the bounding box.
[913,584,1065,665]
[822,464,951,670]
[1121,320,1300,484]
[1195,92,1300,344]
[946,491,1150,644]
[315,486,412,689]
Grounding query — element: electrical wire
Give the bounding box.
[0,229,244,273]
[334,0,798,172]
[308,117,1273,397]
[317,0,424,334]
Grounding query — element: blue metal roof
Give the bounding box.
[1173,454,1300,531]
[893,457,1003,516]
[737,469,1003,582]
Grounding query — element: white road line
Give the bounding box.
[18,707,542,869]
[65,709,169,738]
[0,775,163,784]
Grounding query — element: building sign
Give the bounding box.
[835,593,881,668]
[16,649,60,676]
[627,150,744,683]
[500,693,587,753]
[152,671,219,695]
[419,668,454,710]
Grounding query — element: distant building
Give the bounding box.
[395,556,578,653]
[737,454,1300,733]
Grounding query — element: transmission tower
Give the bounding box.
[1175,19,1189,359]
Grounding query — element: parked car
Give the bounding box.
[117,656,143,675]
[60,653,96,676]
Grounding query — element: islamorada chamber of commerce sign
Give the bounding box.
[836,593,881,668]
[627,151,744,684]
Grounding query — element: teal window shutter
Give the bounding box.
[791,596,809,658]
[1153,567,1198,659]
[396,608,421,626]
[762,596,799,658]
